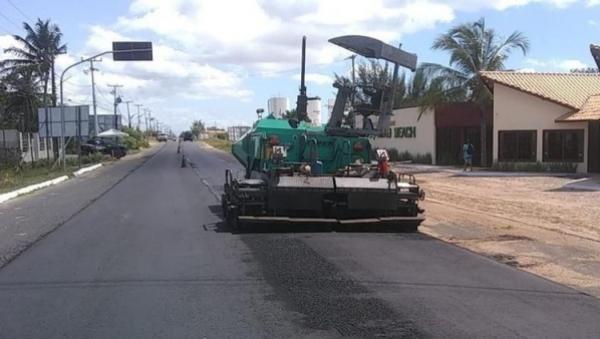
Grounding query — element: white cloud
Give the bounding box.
[516,67,537,72]
[590,19,598,26]
[525,58,588,71]
[292,73,333,86]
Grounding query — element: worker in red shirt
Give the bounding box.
[377,150,390,178]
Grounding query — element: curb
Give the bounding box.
[0,175,69,204]
[0,146,158,205]
[74,163,103,177]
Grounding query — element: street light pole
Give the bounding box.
[87,58,101,136]
[144,109,150,132]
[135,104,143,130]
[59,47,152,170]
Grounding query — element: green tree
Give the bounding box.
[1,19,67,107]
[1,68,41,132]
[570,67,598,73]
[334,60,449,125]
[420,18,530,165]
[190,120,205,138]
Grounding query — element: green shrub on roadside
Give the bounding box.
[121,127,149,150]
[384,148,433,164]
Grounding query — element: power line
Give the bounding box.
[5,0,31,21]
[95,86,116,106]
[0,21,12,35]
[0,9,22,30]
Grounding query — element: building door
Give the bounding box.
[436,127,481,166]
[589,122,600,173]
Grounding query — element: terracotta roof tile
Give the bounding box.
[479,71,600,109]
[559,94,600,121]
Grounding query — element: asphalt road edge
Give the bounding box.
[0,144,165,270]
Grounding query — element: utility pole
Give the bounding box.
[124,100,133,129]
[144,108,150,132]
[87,58,101,136]
[108,84,123,129]
[135,104,143,130]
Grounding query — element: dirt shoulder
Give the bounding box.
[400,166,600,297]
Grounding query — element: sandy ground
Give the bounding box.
[397,166,600,297]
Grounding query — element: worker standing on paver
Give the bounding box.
[463,139,474,172]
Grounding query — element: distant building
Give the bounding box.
[307,97,322,126]
[228,126,251,142]
[268,97,288,118]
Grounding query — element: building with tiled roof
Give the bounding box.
[480,71,600,173]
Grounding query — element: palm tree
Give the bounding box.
[1,19,67,106]
[1,19,67,164]
[420,18,530,166]
[1,68,42,164]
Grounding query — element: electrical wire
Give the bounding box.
[5,0,31,21]
[0,9,21,30]
[0,22,12,35]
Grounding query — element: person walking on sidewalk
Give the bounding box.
[463,139,474,172]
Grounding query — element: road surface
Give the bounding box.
[0,142,599,338]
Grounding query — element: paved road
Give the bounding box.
[0,142,599,338]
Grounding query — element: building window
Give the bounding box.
[498,130,537,162]
[543,129,584,162]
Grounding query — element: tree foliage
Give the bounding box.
[0,18,67,135]
[419,17,530,164]
[420,18,530,111]
[570,67,599,73]
[1,19,66,106]
[190,120,205,138]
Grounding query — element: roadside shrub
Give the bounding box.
[122,127,149,150]
[215,132,228,140]
[491,161,577,173]
[82,153,104,165]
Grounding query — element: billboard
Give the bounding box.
[38,106,89,138]
[91,114,122,133]
[112,41,153,61]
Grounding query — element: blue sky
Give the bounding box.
[1,0,599,133]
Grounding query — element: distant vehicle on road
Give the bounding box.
[81,138,127,159]
[181,131,194,142]
[157,133,168,142]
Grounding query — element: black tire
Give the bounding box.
[221,194,228,218]
[226,206,239,231]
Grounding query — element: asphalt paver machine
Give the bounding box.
[222,35,425,230]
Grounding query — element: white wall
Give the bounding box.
[0,130,53,163]
[370,107,436,164]
[493,84,588,172]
